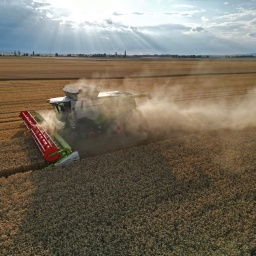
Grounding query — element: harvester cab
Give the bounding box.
[20,84,150,167]
[49,96,72,122]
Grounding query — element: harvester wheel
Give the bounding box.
[115,123,125,134]
[77,125,97,140]
[73,118,98,140]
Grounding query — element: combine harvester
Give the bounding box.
[19,85,150,166]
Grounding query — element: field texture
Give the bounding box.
[0,57,256,255]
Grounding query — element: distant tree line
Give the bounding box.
[0,51,255,58]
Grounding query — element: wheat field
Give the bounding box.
[0,57,256,255]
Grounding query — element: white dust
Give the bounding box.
[38,110,63,134]
[138,86,256,136]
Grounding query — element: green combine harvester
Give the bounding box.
[19,85,150,166]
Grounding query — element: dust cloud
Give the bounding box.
[137,86,256,137]
[38,110,63,134]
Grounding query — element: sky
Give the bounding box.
[0,0,256,55]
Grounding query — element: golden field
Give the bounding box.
[0,57,256,255]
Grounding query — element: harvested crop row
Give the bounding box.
[0,121,23,132]
[0,128,255,255]
[0,129,25,141]
[0,112,20,118]
[0,105,51,115]
[2,93,59,103]
[0,117,21,124]
[0,137,45,177]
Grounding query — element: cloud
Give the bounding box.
[105,18,113,25]
[205,5,256,42]
[0,1,35,27]
[201,16,209,22]
[164,12,179,15]
[191,26,206,32]
[172,4,195,9]
[112,12,123,16]
[249,18,256,25]
[32,0,50,9]
[247,32,256,38]
[178,9,206,17]
[132,12,144,15]
[99,36,110,40]
[214,7,256,23]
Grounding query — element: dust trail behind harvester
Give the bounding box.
[136,86,256,138]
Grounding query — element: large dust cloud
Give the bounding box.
[39,79,256,145]
[137,86,256,137]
